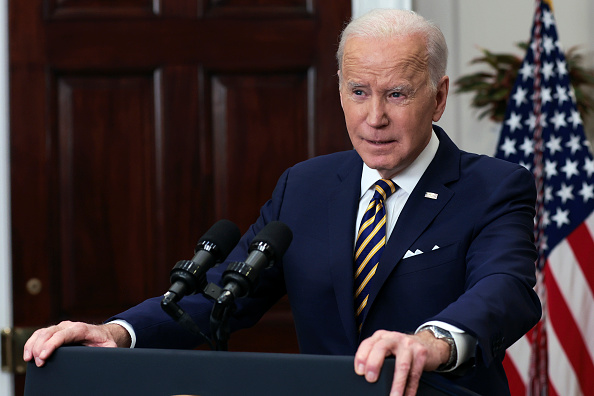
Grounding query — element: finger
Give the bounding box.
[390,347,413,396]
[403,345,427,396]
[30,327,68,367]
[23,329,43,362]
[354,329,391,376]
[365,344,392,382]
[53,321,93,345]
[354,344,369,375]
[26,324,65,366]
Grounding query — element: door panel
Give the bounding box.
[211,72,310,227]
[56,74,160,319]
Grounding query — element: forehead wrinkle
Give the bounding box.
[343,51,428,78]
[341,35,430,82]
[393,53,429,75]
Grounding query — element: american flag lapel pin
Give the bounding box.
[424,192,438,199]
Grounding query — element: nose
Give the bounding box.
[366,97,389,128]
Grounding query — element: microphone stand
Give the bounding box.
[160,279,233,352]
[161,291,215,351]
[160,266,241,352]
[203,283,235,351]
[205,259,256,351]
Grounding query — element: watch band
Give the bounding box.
[417,325,457,371]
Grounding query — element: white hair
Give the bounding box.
[336,9,448,91]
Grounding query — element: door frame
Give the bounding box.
[0,0,13,392]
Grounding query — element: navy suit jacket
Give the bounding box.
[112,126,541,395]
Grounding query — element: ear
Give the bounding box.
[432,76,449,122]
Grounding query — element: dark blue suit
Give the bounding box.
[112,126,541,395]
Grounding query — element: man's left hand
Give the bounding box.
[354,329,450,396]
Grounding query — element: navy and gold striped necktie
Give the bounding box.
[354,178,398,331]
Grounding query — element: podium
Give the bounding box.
[24,346,478,395]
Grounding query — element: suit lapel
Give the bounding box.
[363,127,462,327]
[327,152,363,346]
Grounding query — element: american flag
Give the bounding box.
[494,1,594,395]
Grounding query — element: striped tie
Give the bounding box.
[354,179,397,331]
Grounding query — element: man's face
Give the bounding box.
[339,34,449,179]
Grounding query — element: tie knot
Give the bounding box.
[373,179,397,202]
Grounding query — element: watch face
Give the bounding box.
[434,327,449,338]
[423,325,441,338]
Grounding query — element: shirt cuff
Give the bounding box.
[107,319,137,348]
[416,320,476,372]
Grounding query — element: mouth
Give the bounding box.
[365,138,396,146]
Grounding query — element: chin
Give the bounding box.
[363,154,395,168]
[367,163,399,175]
[364,155,406,176]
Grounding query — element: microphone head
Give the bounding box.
[249,221,293,261]
[197,219,241,260]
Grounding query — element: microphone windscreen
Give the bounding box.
[252,221,293,260]
[198,219,241,258]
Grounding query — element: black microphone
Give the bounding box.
[164,219,241,303]
[219,221,293,301]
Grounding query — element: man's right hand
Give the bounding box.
[23,321,131,367]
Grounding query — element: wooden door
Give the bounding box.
[9,0,351,392]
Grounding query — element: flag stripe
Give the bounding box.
[586,208,594,230]
[545,296,585,396]
[503,355,527,396]
[506,334,533,386]
[548,230,594,361]
[567,219,594,293]
[546,263,594,394]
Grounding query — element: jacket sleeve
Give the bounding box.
[430,166,542,368]
[108,168,293,349]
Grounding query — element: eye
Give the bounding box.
[353,89,364,96]
[390,92,402,98]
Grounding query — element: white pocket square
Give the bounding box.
[403,249,423,259]
[403,245,440,259]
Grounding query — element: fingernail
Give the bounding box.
[366,370,378,382]
[34,357,43,367]
[23,349,30,361]
[356,363,365,375]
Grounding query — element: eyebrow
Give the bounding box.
[346,81,366,90]
[346,81,413,94]
[387,85,412,93]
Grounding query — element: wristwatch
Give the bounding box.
[417,325,457,371]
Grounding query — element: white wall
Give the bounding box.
[0,0,13,392]
[352,0,411,17]
[415,0,594,155]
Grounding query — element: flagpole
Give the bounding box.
[529,1,549,395]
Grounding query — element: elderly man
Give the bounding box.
[24,9,541,396]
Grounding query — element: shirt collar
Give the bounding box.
[360,129,439,198]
